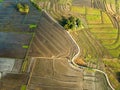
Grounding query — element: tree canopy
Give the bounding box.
[60,16,82,30]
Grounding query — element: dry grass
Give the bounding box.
[75,58,87,66]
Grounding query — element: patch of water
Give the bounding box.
[0,58,15,72]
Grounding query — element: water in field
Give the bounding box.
[0,58,15,72]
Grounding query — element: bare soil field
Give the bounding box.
[0,73,28,90]
[29,11,78,58]
[28,57,112,90]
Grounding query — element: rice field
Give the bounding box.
[72,6,119,58]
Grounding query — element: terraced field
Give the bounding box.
[0,73,28,90]
[92,0,120,58]
[0,0,117,90]
[31,0,72,19]
[72,0,120,58]
[71,0,120,89]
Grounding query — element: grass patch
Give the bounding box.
[103,58,120,89]
[29,24,37,29]
[109,48,120,58]
[87,8,100,14]
[21,85,26,90]
[30,0,42,11]
[31,0,48,2]
[71,6,85,14]
[17,3,29,14]
[86,14,101,24]
[21,33,35,72]
[22,45,29,49]
[102,12,112,23]
[0,0,3,3]
[92,33,117,39]
[100,39,116,45]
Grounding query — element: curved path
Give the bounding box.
[67,24,115,90]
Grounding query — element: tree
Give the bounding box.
[60,16,82,30]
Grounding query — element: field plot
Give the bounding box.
[28,58,112,90]
[31,0,72,20]
[0,58,15,72]
[72,0,91,7]
[0,73,28,90]
[29,11,78,58]
[27,58,83,90]
[0,0,42,32]
[0,32,32,58]
[0,0,43,59]
[71,4,119,57]
[70,29,107,69]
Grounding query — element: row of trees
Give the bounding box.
[60,16,83,30]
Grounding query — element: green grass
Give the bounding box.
[86,14,101,24]
[106,0,115,4]
[29,24,37,29]
[22,45,29,49]
[58,0,66,4]
[21,85,26,90]
[0,0,3,3]
[109,48,120,58]
[89,27,117,33]
[87,8,100,14]
[93,33,117,39]
[102,12,112,23]
[103,58,120,89]
[100,39,116,45]
[31,0,48,2]
[71,6,85,14]
[21,33,35,72]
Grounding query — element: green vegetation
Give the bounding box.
[21,33,35,72]
[30,0,42,11]
[60,16,83,30]
[0,0,3,3]
[21,85,26,90]
[71,6,85,14]
[29,24,37,29]
[17,3,29,14]
[103,58,120,89]
[22,45,29,49]
[71,5,120,58]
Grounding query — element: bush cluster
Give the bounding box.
[17,3,29,14]
[60,16,82,30]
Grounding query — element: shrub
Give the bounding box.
[17,3,29,14]
[60,16,82,30]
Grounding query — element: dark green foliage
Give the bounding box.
[76,18,81,27]
[60,16,82,30]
